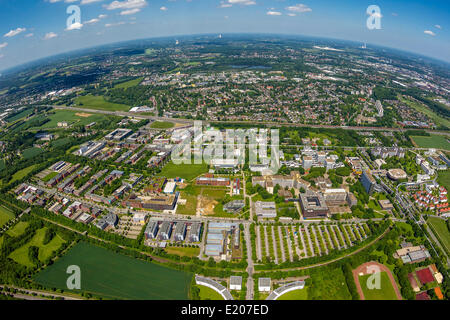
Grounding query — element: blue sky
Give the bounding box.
[0,0,448,71]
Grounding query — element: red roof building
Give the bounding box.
[416,267,434,285]
[415,292,430,300]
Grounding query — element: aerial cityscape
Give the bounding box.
[0,0,448,307]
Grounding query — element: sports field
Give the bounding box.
[39,110,107,129]
[427,217,450,255]
[277,288,308,300]
[411,135,450,151]
[160,161,208,181]
[74,95,130,112]
[358,272,398,300]
[197,285,224,300]
[9,227,66,267]
[33,242,192,300]
[150,121,175,129]
[0,205,15,228]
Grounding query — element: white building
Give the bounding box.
[258,278,271,292]
[230,276,242,291]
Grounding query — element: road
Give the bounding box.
[0,285,82,300]
[244,223,254,300]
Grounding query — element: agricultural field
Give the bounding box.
[73,94,130,112]
[38,110,107,129]
[150,121,175,129]
[160,161,208,181]
[33,242,192,300]
[114,77,143,89]
[277,288,308,300]
[8,227,66,267]
[196,285,224,300]
[410,135,450,151]
[437,170,450,191]
[359,272,399,300]
[5,108,34,123]
[6,221,29,237]
[427,217,450,255]
[0,205,15,228]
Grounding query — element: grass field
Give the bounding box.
[9,164,37,185]
[39,110,107,129]
[411,135,450,151]
[437,170,450,191]
[176,192,197,215]
[33,242,192,300]
[6,221,29,237]
[74,95,130,112]
[400,96,450,129]
[0,205,15,228]
[359,272,398,300]
[150,121,175,129]
[166,246,200,257]
[428,217,450,255]
[196,285,224,300]
[0,159,5,171]
[6,108,33,123]
[277,288,308,300]
[22,147,44,159]
[114,77,143,89]
[9,227,66,267]
[160,161,209,181]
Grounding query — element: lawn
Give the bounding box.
[0,205,15,228]
[6,108,33,123]
[176,192,197,215]
[277,288,308,300]
[150,121,175,129]
[437,170,450,191]
[39,110,107,129]
[9,164,37,185]
[196,285,224,300]
[22,147,44,159]
[73,95,130,112]
[359,272,399,300]
[166,246,200,257]
[33,242,192,300]
[160,161,209,181]
[6,221,29,237]
[411,135,450,151]
[42,171,58,182]
[114,77,143,89]
[427,217,450,255]
[0,159,5,171]
[9,227,66,267]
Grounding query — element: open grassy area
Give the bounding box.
[176,192,197,215]
[9,164,38,185]
[277,288,308,300]
[42,171,58,183]
[196,285,224,300]
[73,95,130,112]
[150,121,175,129]
[6,221,29,237]
[166,246,200,257]
[427,217,450,255]
[359,272,399,300]
[22,147,44,159]
[0,205,15,228]
[0,159,5,171]
[34,242,192,300]
[38,110,107,129]
[9,227,66,267]
[437,170,450,191]
[6,108,33,123]
[160,161,209,181]
[114,77,143,89]
[399,96,450,129]
[411,135,450,151]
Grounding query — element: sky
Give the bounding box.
[0,0,448,71]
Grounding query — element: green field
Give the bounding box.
[166,246,200,257]
[22,147,44,159]
[6,108,33,123]
[34,242,192,300]
[0,159,5,171]
[0,205,15,228]
[74,95,130,112]
[411,135,450,151]
[9,164,37,185]
[437,170,450,191]
[114,77,143,89]
[196,285,224,300]
[427,217,450,255]
[359,272,399,300]
[176,192,197,215]
[150,121,175,129]
[9,227,66,267]
[400,96,450,129]
[39,110,107,129]
[277,288,308,300]
[160,161,209,181]
[6,221,29,237]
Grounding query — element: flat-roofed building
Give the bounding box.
[299,191,329,218]
[189,222,202,242]
[258,278,271,292]
[174,221,187,241]
[230,276,242,291]
[205,244,223,257]
[159,221,173,240]
[145,220,159,239]
[323,188,348,206]
[255,201,277,219]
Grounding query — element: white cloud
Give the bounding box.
[105,21,126,27]
[160,6,168,11]
[222,0,256,7]
[435,25,442,29]
[286,4,311,13]
[81,0,104,4]
[4,27,27,38]
[44,32,58,40]
[424,30,436,36]
[287,13,296,17]
[120,8,141,15]
[85,18,100,24]
[98,14,108,19]
[0,42,7,49]
[267,11,282,16]
[25,33,34,38]
[105,0,147,10]
[66,22,84,30]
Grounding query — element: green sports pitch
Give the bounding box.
[33,242,192,300]
[359,272,398,300]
